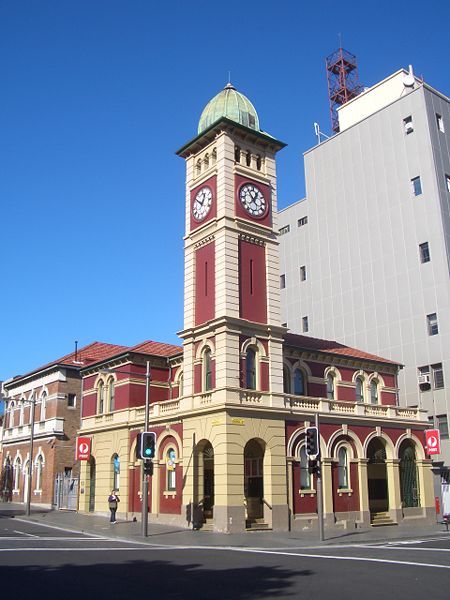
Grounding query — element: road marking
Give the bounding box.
[0,536,108,541]
[14,518,107,540]
[362,545,450,553]
[13,530,37,538]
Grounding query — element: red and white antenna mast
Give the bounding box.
[326,47,363,133]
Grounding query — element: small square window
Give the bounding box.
[436,114,445,133]
[411,176,422,196]
[302,316,309,333]
[67,394,76,407]
[300,265,307,281]
[427,313,439,336]
[445,175,450,193]
[403,115,413,134]
[280,274,286,289]
[419,242,430,263]
[298,216,308,227]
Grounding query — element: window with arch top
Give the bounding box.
[40,392,47,422]
[355,377,364,403]
[299,445,311,490]
[203,348,212,391]
[326,373,335,400]
[338,447,349,489]
[246,348,257,390]
[283,365,291,394]
[107,378,115,412]
[98,381,105,414]
[370,380,379,404]
[294,369,305,396]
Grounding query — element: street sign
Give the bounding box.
[75,437,91,461]
[425,429,441,455]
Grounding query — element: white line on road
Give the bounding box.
[0,536,108,541]
[361,545,450,553]
[12,530,37,538]
[1,544,449,570]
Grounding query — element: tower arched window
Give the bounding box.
[294,369,305,396]
[98,381,105,414]
[234,145,241,163]
[370,380,379,404]
[211,148,217,165]
[355,377,364,403]
[283,365,291,394]
[246,348,257,390]
[256,155,262,171]
[108,378,115,412]
[196,159,202,176]
[246,151,251,167]
[327,373,335,400]
[338,447,349,489]
[203,348,212,392]
[204,153,209,169]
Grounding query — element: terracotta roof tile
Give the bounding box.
[284,333,401,367]
[129,340,182,358]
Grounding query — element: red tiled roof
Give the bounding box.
[8,342,128,383]
[284,333,401,367]
[129,340,182,358]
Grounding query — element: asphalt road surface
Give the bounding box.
[1,517,449,600]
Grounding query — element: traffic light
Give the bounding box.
[136,431,156,460]
[305,426,319,458]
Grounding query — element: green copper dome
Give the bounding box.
[198,83,260,134]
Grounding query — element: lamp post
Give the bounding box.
[25,393,36,516]
[100,361,151,537]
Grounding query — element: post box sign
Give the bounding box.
[76,437,92,461]
[425,429,441,455]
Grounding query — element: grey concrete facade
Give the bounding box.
[279,71,450,472]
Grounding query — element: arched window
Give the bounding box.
[40,392,47,421]
[234,145,241,163]
[204,153,209,169]
[355,377,364,403]
[211,148,217,165]
[9,402,15,429]
[98,381,105,414]
[246,151,251,167]
[399,441,419,508]
[178,372,184,397]
[112,453,120,491]
[370,380,379,404]
[283,365,291,394]
[196,159,202,176]
[203,348,212,391]
[246,348,257,390]
[166,447,176,491]
[35,455,44,491]
[338,447,349,489]
[108,378,115,412]
[327,373,335,400]
[256,155,262,171]
[294,369,305,396]
[13,457,21,491]
[19,401,24,426]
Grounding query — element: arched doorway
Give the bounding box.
[194,440,214,522]
[367,438,388,514]
[399,440,419,508]
[88,456,96,512]
[244,439,265,524]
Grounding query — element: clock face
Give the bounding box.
[239,183,267,218]
[192,186,213,221]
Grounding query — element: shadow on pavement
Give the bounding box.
[0,559,312,599]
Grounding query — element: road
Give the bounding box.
[0,516,449,599]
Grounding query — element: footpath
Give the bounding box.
[2,503,449,549]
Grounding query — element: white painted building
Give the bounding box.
[279,68,450,476]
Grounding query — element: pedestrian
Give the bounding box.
[108,489,120,523]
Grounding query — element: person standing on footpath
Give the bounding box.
[108,490,120,523]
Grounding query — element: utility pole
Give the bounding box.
[315,412,324,542]
[25,394,36,516]
[141,361,151,537]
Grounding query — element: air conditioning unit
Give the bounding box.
[418,374,431,385]
[405,123,414,133]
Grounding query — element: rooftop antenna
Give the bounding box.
[228,70,231,84]
[326,45,363,133]
[314,122,330,145]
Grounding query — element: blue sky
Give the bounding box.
[0,0,448,381]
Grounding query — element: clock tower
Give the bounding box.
[177,83,288,532]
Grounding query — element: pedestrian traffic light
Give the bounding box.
[136,431,156,460]
[305,426,319,458]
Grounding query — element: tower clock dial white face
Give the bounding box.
[239,183,267,218]
[192,186,213,221]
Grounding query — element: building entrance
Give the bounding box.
[367,438,389,514]
[244,439,265,524]
[88,456,96,512]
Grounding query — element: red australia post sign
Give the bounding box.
[76,437,91,461]
[425,429,441,455]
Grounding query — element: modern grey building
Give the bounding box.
[279,68,450,475]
